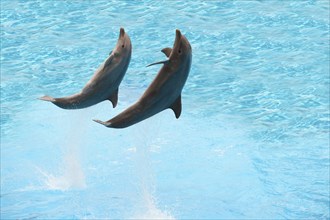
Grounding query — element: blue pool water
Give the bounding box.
[1,0,329,219]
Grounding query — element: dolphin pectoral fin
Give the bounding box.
[104,54,114,68]
[108,89,118,108]
[161,47,172,57]
[93,119,111,127]
[39,95,56,102]
[146,60,169,67]
[169,95,182,119]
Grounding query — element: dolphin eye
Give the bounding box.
[122,44,124,48]
[178,49,181,54]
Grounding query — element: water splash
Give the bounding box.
[130,116,175,219]
[133,192,175,220]
[37,110,88,191]
[37,148,86,191]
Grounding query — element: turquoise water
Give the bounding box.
[1,0,329,219]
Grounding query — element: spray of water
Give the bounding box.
[130,116,175,219]
[37,147,86,190]
[37,110,87,191]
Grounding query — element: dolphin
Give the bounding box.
[94,29,192,128]
[39,27,132,109]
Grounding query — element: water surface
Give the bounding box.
[1,0,329,219]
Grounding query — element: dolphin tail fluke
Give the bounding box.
[39,95,56,102]
[108,89,118,108]
[93,119,111,127]
[146,60,169,67]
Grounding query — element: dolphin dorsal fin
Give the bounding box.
[108,88,118,108]
[161,47,172,57]
[169,95,182,119]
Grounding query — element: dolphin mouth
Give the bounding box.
[174,29,191,52]
[169,29,182,55]
[120,27,125,37]
[118,27,131,50]
[175,29,182,43]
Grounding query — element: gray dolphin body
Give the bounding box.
[94,29,192,128]
[39,28,132,109]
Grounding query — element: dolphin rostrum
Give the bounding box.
[39,27,132,109]
[94,29,192,128]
